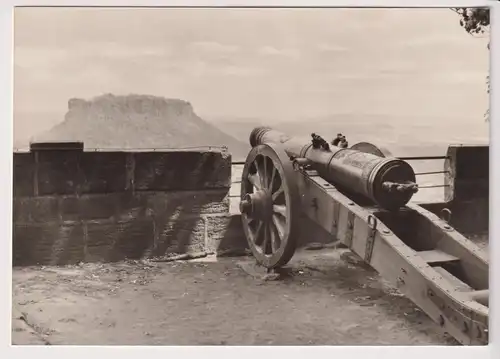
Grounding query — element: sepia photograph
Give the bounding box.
[11,4,491,348]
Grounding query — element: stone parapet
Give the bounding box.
[12,146,235,266]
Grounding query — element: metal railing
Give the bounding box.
[398,156,448,161]
[401,155,449,189]
[231,155,449,189]
[232,156,447,165]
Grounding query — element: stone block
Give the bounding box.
[189,191,230,214]
[13,153,35,197]
[79,152,128,194]
[30,141,84,151]
[205,215,248,254]
[113,218,155,259]
[13,222,85,266]
[85,218,155,261]
[445,145,489,202]
[85,220,117,247]
[59,194,119,221]
[453,180,489,202]
[85,220,118,262]
[116,192,151,220]
[448,145,489,180]
[12,198,32,223]
[12,196,60,223]
[133,151,231,191]
[154,216,206,256]
[37,150,81,195]
[24,196,60,223]
[146,191,229,219]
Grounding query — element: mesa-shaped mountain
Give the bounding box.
[33,94,249,160]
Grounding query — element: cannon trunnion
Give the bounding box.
[239,127,489,346]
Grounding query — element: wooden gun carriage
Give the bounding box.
[238,127,489,345]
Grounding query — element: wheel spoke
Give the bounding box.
[273,204,286,217]
[262,156,268,189]
[272,186,284,202]
[254,157,264,186]
[248,174,262,190]
[269,167,277,191]
[253,221,264,245]
[270,222,281,252]
[261,224,270,254]
[272,214,286,239]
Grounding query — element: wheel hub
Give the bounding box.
[239,190,273,220]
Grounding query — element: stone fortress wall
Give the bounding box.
[12,145,248,266]
[12,143,489,266]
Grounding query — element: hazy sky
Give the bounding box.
[14,7,490,144]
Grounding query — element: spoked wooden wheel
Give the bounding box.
[239,143,300,269]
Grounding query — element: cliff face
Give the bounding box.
[34,94,248,159]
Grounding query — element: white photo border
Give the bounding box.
[1,1,497,359]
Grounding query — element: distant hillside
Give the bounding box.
[206,117,267,144]
[211,113,488,158]
[33,94,249,160]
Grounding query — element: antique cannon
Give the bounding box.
[248,126,418,210]
[239,126,489,345]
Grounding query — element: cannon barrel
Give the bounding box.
[249,126,418,210]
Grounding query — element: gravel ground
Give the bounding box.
[12,247,459,346]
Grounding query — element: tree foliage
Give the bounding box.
[452,7,490,35]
